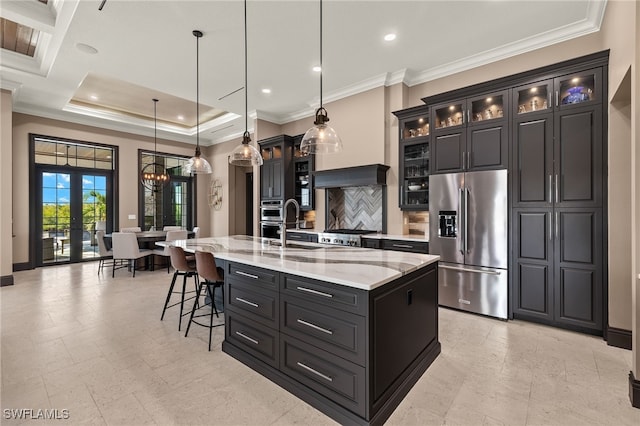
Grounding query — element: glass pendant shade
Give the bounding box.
[301,0,342,155]
[184,147,212,174]
[229,0,262,168]
[140,98,170,193]
[229,132,263,167]
[300,108,343,155]
[187,29,212,175]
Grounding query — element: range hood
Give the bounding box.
[313,164,390,188]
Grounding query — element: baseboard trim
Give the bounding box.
[0,275,14,287]
[13,262,31,272]
[607,326,632,350]
[629,371,640,409]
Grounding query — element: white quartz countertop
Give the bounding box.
[159,235,439,291]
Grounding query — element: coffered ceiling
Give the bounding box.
[0,0,607,146]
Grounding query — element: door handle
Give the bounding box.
[548,175,552,203]
[465,188,470,253]
[555,211,559,240]
[439,265,502,275]
[462,152,465,169]
[548,212,552,241]
[555,91,559,107]
[555,174,559,204]
[458,187,464,254]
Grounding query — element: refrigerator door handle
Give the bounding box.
[465,187,470,253]
[458,187,465,254]
[439,265,502,276]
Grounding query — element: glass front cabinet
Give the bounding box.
[395,107,430,210]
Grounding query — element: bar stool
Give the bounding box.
[161,246,199,331]
[185,250,224,351]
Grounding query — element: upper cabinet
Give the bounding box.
[292,135,315,211]
[259,135,294,201]
[394,106,430,211]
[430,89,509,174]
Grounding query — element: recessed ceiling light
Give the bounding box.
[75,43,98,54]
[383,33,396,42]
[89,95,98,101]
[312,66,321,72]
[177,115,184,121]
[261,88,271,94]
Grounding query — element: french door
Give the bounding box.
[36,167,113,265]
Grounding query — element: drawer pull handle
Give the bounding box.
[235,297,259,308]
[235,331,259,345]
[297,319,333,335]
[235,270,259,279]
[296,362,333,382]
[392,243,413,249]
[295,286,334,298]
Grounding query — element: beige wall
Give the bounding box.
[602,0,636,332]
[11,113,207,264]
[1,90,13,280]
[281,87,387,230]
[632,0,640,378]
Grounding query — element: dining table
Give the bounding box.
[103,230,195,251]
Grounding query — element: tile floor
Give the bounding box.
[1,262,639,425]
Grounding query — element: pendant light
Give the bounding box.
[185,30,213,174]
[140,98,170,193]
[229,0,263,167]
[300,0,343,155]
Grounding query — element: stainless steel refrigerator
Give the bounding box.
[429,169,508,319]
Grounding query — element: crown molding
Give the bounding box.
[407,13,604,87]
[0,79,23,95]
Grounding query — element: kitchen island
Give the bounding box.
[169,235,440,425]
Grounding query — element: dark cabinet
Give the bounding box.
[259,135,293,201]
[512,66,605,335]
[223,261,440,425]
[380,239,429,254]
[393,106,430,210]
[431,90,509,174]
[292,135,315,211]
[513,207,603,333]
[285,231,318,243]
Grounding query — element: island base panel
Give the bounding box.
[222,338,440,425]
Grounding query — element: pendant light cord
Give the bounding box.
[244,0,248,138]
[196,32,200,153]
[153,98,158,164]
[319,0,323,109]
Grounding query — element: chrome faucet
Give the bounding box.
[281,198,300,247]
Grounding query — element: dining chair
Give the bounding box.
[121,227,142,233]
[192,226,201,239]
[161,246,199,331]
[152,230,188,273]
[111,232,151,277]
[96,230,114,275]
[163,226,182,231]
[185,250,224,351]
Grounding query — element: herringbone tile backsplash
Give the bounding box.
[327,186,383,231]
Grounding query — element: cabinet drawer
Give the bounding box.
[280,335,366,417]
[281,274,367,316]
[227,262,278,290]
[380,239,429,253]
[361,238,381,249]
[227,280,278,328]
[226,311,278,368]
[281,296,366,365]
[285,231,317,242]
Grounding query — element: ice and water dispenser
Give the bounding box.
[438,211,457,238]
